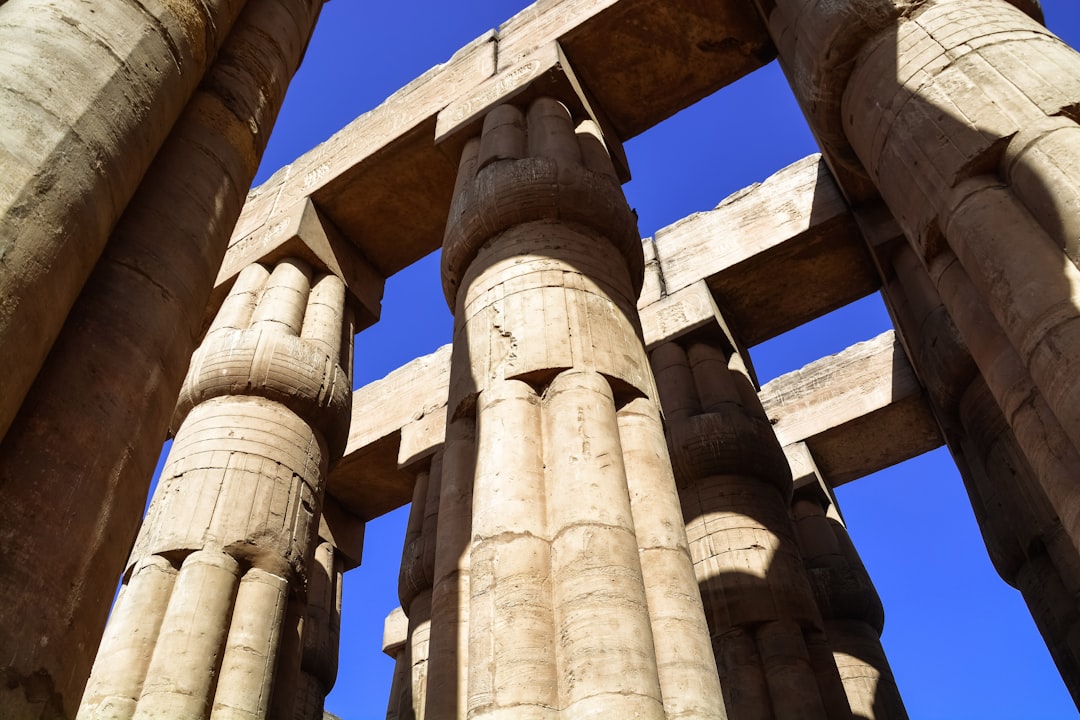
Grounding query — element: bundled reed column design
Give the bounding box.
[756,0,1080,700]
[789,456,908,720]
[652,338,853,720]
[0,2,325,711]
[393,451,444,720]
[434,97,722,719]
[77,258,353,720]
[883,243,1080,701]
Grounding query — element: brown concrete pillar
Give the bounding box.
[652,338,847,720]
[77,258,353,720]
[436,96,722,719]
[0,0,247,440]
[0,2,324,714]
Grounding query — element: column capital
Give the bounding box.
[435,41,629,182]
[212,197,384,332]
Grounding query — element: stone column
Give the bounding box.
[0,2,324,713]
[789,448,907,720]
[77,257,353,720]
[756,0,1080,457]
[652,338,851,720]
[883,242,1080,702]
[394,451,443,720]
[286,540,345,720]
[0,0,247,439]
[384,608,410,720]
[759,0,1080,698]
[435,96,722,719]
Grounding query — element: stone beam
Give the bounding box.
[759,330,943,487]
[328,345,452,521]
[326,155,914,519]
[228,0,774,289]
[649,154,880,346]
[330,330,941,521]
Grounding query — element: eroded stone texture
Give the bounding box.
[652,338,849,720]
[0,2,325,715]
[757,0,1080,511]
[433,96,722,719]
[755,0,1080,704]
[789,450,907,720]
[0,0,247,442]
[77,258,353,720]
[391,451,443,720]
[883,242,1080,701]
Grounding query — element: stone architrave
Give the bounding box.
[757,0,1080,470]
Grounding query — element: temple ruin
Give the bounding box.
[2,0,1080,718]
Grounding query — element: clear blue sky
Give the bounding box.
[246,2,1080,718]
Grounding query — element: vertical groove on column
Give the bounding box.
[212,568,289,720]
[544,369,665,720]
[617,396,726,719]
[654,338,836,720]
[440,95,709,719]
[425,416,476,720]
[77,556,179,720]
[135,551,242,719]
[469,379,556,719]
[83,249,352,719]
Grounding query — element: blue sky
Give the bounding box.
[248,2,1080,717]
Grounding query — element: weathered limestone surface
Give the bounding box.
[0,1,325,716]
[757,0,1080,542]
[6,0,1080,714]
[330,157,938,520]
[78,257,354,720]
[789,446,908,720]
[652,336,849,719]
[0,0,247,442]
[755,0,1080,700]
[228,0,775,300]
[392,450,443,720]
[429,96,722,719]
[881,241,1080,701]
[649,154,878,345]
[759,331,941,487]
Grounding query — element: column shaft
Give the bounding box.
[758,0,1080,701]
[439,96,720,718]
[885,242,1080,702]
[0,0,247,439]
[78,258,353,720]
[652,339,840,719]
[0,2,324,712]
